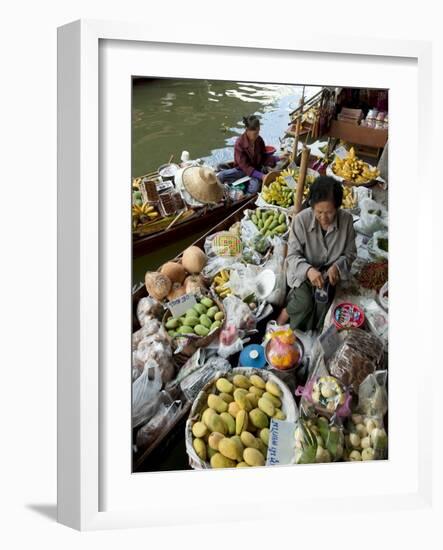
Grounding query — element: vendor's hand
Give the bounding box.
[327,264,340,286]
[307,267,324,289]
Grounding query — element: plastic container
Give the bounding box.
[239,344,267,369]
[332,302,365,330]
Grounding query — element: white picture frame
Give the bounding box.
[57,19,434,531]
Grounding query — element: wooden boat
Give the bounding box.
[132,193,256,258]
[132,196,256,471]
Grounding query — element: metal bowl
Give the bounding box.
[158,163,180,181]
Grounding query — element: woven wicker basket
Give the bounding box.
[185,367,299,470]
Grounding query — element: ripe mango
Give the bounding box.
[218,437,241,461]
[259,428,270,446]
[208,431,224,451]
[243,447,265,467]
[206,412,227,435]
[249,374,266,389]
[262,392,282,409]
[192,421,208,439]
[240,431,260,449]
[220,412,236,435]
[219,392,234,404]
[210,453,236,469]
[249,386,264,398]
[193,438,207,462]
[234,388,252,411]
[206,306,219,319]
[214,311,225,322]
[249,408,269,429]
[246,393,259,408]
[233,374,250,390]
[228,401,240,418]
[236,461,250,468]
[265,380,282,398]
[208,394,228,414]
[273,409,286,420]
[258,397,275,417]
[235,409,248,435]
[216,378,234,394]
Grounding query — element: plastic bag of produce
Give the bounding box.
[328,328,384,393]
[296,349,352,419]
[358,370,388,418]
[294,415,345,463]
[368,229,388,260]
[132,360,163,428]
[264,237,288,307]
[136,296,163,327]
[266,329,300,370]
[344,411,388,461]
[135,399,184,452]
[354,198,388,236]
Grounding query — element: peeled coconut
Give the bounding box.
[167,282,186,301]
[160,261,186,284]
[184,274,207,294]
[182,246,207,274]
[145,271,171,301]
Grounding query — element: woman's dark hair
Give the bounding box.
[242,115,260,131]
[306,175,343,209]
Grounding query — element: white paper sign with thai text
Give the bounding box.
[266,419,297,466]
[167,293,197,318]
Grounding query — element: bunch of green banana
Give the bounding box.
[250,209,288,237]
[261,178,294,208]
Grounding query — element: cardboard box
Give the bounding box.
[326,120,388,149]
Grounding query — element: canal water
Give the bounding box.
[132,78,320,283]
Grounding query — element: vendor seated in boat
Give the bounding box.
[277,176,357,332]
[217,115,286,194]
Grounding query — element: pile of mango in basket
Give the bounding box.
[191,373,286,468]
[250,209,288,237]
[165,296,224,339]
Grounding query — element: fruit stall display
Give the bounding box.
[132,146,389,471]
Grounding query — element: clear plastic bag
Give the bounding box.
[264,238,288,307]
[294,415,345,463]
[328,328,384,393]
[135,399,184,452]
[358,370,388,418]
[354,198,388,236]
[296,349,352,419]
[344,411,388,461]
[132,360,163,428]
[368,229,388,260]
[222,294,256,331]
[136,296,163,327]
[132,319,163,350]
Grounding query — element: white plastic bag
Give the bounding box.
[354,198,388,236]
[132,360,163,428]
[264,237,287,306]
[368,230,388,260]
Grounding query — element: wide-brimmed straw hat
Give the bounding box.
[181,166,225,204]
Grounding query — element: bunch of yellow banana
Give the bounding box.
[132,202,159,230]
[342,186,357,209]
[132,177,142,189]
[332,147,380,184]
[212,270,232,299]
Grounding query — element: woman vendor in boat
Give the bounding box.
[277,176,357,332]
[217,115,286,194]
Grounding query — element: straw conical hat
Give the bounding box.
[181,166,225,204]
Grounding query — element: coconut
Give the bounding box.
[160,261,186,284]
[184,274,207,294]
[167,283,186,301]
[182,246,207,274]
[145,271,172,301]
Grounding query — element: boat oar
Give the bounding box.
[165,210,185,230]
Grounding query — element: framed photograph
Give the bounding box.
[57,19,433,531]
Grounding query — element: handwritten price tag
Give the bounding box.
[167,293,197,318]
[266,419,297,466]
